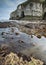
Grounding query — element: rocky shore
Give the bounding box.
[17,21,46,38]
[0,20,46,38]
[0,46,45,65]
[0,22,15,28]
[0,20,46,65]
[0,43,44,65]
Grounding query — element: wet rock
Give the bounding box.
[0,57,5,65]
[43,63,46,65]
[11,37,14,39]
[5,52,19,65]
[1,32,4,35]
[43,34,46,37]
[0,45,11,57]
[15,32,19,35]
[0,22,14,28]
[22,55,31,61]
[31,35,33,38]
[4,52,43,65]
[18,40,24,43]
[31,57,43,65]
[11,28,14,32]
[36,34,41,39]
[17,53,23,58]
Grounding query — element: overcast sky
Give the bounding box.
[0,0,26,20]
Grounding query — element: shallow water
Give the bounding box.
[0,27,46,63]
[0,27,46,49]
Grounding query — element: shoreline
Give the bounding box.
[0,20,46,38]
[0,23,46,63]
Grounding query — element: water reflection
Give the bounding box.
[0,27,46,63]
[0,28,31,43]
[0,27,46,51]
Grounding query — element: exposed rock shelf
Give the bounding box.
[0,20,46,38]
[0,52,44,65]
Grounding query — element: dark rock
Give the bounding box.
[22,55,31,61]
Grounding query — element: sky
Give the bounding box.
[0,0,26,20]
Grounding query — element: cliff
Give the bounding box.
[9,0,46,20]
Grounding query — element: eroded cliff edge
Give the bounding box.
[10,0,46,20]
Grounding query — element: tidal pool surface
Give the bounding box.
[0,27,46,63]
[0,27,46,50]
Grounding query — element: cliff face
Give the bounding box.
[10,0,46,20]
[42,0,46,19]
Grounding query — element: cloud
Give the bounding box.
[0,0,27,20]
[3,0,16,6]
[0,9,11,19]
[4,0,27,7]
[16,0,27,5]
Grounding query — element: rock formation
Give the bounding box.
[5,52,44,65]
[10,0,46,20]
